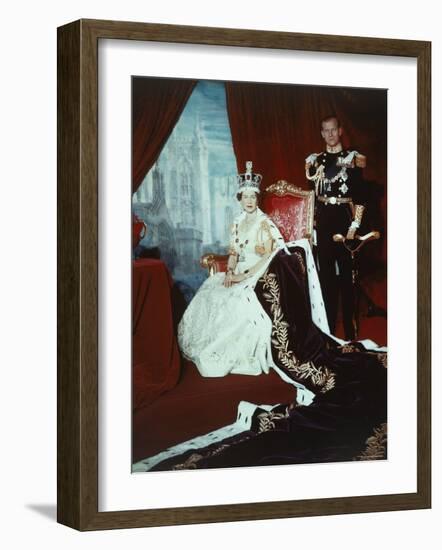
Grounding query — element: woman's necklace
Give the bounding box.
[235,214,257,262]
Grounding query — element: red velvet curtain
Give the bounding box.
[132,77,197,191]
[225,82,387,192]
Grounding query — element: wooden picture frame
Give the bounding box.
[57,18,431,530]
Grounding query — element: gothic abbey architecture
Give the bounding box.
[133,119,237,287]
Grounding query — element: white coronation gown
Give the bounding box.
[178,209,285,377]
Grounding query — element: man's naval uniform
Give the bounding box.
[306,149,367,340]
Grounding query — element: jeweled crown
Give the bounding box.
[236,161,262,193]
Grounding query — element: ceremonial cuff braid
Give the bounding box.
[353,204,365,227]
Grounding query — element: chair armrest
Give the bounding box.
[200,253,229,276]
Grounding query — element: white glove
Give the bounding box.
[349,220,360,230]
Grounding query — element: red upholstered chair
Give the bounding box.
[200,180,314,274]
[262,180,314,244]
[200,253,229,276]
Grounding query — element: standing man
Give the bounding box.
[305,115,367,340]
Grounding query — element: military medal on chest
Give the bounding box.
[339,182,349,194]
[305,150,363,198]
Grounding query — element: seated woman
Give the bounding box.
[178,161,287,378]
[145,162,387,472]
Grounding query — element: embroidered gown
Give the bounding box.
[178,208,286,377]
[147,233,388,471]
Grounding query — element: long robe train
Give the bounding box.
[151,246,387,471]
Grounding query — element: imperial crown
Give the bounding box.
[237,161,262,193]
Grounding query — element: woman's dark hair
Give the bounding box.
[236,191,258,201]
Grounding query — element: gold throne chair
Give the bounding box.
[201,180,315,275]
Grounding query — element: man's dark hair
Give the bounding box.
[321,114,341,129]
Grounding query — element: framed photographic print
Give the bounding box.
[57,19,431,530]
